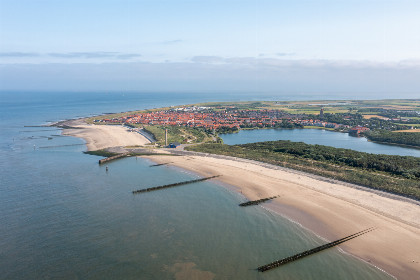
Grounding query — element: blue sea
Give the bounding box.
[0,91,397,279]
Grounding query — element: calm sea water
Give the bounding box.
[221,128,420,157]
[0,92,394,279]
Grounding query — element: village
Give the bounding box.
[93,106,374,136]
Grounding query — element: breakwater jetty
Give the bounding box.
[150,162,172,167]
[132,175,220,194]
[99,153,130,164]
[257,227,375,272]
[239,196,279,207]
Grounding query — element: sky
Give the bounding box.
[1,0,420,97]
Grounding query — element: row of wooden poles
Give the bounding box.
[257,227,375,272]
[239,196,279,207]
[102,157,373,273]
[132,175,220,194]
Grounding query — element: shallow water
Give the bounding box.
[0,92,395,279]
[0,153,393,279]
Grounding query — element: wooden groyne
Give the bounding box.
[132,175,220,194]
[99,153,130,164]
[239,196,279,207]
[257,227,375,272]
[150,162,172,167]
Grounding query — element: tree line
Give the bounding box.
[365,130,420,147]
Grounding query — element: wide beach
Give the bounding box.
[63,119,420,279]
[61,119,151,150]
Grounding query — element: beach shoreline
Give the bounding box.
[142,154,419,279]
[58,118,151,151]
[61,121,420,280]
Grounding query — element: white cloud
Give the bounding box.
[0,52,142,63]
[1,59,420,98]
[190,56,420,70]
[0,52,40,57]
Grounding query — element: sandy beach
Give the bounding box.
[61,119,151,150]
[62,122,420,279]
[143,154,420,280]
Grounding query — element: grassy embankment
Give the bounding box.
[186,141,420,200]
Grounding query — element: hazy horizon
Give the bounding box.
[1,0,420,98]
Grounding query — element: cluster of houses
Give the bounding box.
[348,126,370,135]
[95,107,369,134]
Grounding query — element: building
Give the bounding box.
[349,126,370,135]
[168,142,181,148]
